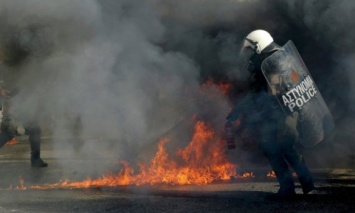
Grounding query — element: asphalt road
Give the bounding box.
[1,138,355,213]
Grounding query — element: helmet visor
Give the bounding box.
[239,37,256,54]
[238,37,258,72]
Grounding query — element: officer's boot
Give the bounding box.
[28,127,48,168]
[299,173,315,194]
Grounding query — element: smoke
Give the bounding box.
[0,0,354,176]
[0,0,230,176]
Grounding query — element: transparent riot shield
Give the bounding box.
[261,41,335,148]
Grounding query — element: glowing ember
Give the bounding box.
[19,120,252,190]
[5,137,18,146]
[217,82,233,96]
[201,79,233,96]
[267,171,297,178]
[267,171,276,178]
[7,177,27,190]
[240,172,254,178]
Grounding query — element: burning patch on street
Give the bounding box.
[7,120,257,190]
[5,138,18,146]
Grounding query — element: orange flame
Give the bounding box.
[267,171,276,178]
[24,120,247,189]
[266,171,297,178]
[218,82,233,96]
[201,79,233,96]
[5,137,18,146]
[7,177,27,190]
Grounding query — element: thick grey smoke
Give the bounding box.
[0,0,230,176]
[0,0,354,177]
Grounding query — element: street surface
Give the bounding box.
[1,137,355,213]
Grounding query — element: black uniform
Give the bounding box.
[227,42,314,195]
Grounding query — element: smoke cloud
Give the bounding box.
[0,0,354,176]
[0,0,229,176]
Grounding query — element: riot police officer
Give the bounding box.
[227,30,317,196]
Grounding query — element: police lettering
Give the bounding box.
[281,75,318,112]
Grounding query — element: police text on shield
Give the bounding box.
[282,75,317,112]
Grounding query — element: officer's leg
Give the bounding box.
[25,124,48,167]
[261,142,295,195]
[281,112,314,194]
[282,138,314,194]
[260,121,295,195]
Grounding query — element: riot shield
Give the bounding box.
[261,41,334,148]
